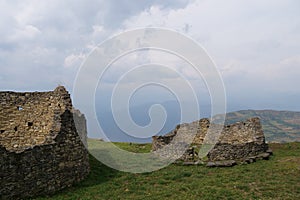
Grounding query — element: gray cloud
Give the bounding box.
[0,0,193,91]
[0,0,299,112]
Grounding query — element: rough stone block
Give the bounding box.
[0,86,90,199]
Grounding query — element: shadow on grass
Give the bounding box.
[75,151,122,188]
[37,151,122,200]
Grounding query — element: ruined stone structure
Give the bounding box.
[152,117,272,166]
[0,86,90,199]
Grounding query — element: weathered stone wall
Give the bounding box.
[207,117,268,161]
[207,142,268,161]
[152,118,209,151]
[218,117,266,145]
[73,109,88,147]
[0,86,90,199]
[152,117,270,164]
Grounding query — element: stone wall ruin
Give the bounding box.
[0,86,90,199]
[152,117,272,166]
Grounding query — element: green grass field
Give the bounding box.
[35,142,300,200]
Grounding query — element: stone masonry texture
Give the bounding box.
[0,86,90,199]
[152,117,270,164]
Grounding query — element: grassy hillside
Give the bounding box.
[35,141,300,200]
[217,110,300,143]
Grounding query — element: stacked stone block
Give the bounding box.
[152,117,271,165]
[0,86,89,199]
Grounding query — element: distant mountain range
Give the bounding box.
[220,110,300,143]
[95,98,300,143]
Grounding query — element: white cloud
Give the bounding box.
[119,0,300,111]
[9,25,41,42]
[260,55,300,91]
[64,53,87,68]
[0,0,299,110]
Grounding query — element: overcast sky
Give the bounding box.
[1,0,300,112]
